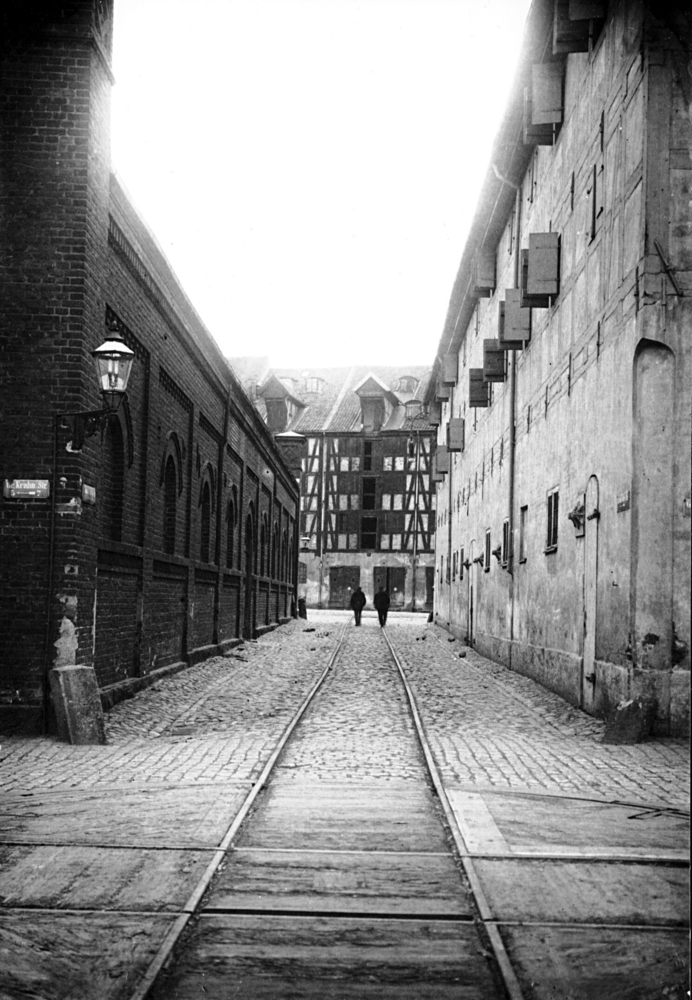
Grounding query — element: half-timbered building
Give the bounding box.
[230,363,437,612]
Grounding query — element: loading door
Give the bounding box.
[329,566,360,609]
[424,566,435,610]
[373,566,406,609]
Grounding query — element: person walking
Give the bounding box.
[349,586,366,626]
[374,586,390,627]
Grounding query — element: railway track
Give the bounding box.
[0,617,687,999]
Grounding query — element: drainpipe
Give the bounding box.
[508,184,522,658]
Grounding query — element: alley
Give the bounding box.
[0,614,688,999]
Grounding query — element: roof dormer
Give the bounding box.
[353,373,398,433]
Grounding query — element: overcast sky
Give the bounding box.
[110,0,532,369]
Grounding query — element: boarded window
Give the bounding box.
[526,232,560,301]
[498,300,527,351]
[502,519,510,565]
[531,62,564,126]
[442,353,458,386]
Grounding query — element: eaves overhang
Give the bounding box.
[427,0,553,401]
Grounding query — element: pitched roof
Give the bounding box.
[228,361,435,434]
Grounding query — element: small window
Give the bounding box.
[519,505,528,562]
[305,377,324,394]
[361,516,377,550]
[383,456,393,471]
[460,546,464,581]
[363,440,373,471]
[484,529,491,572]
[362,477,377,510]
[546,490,559,552]
[398,375,418,393]
[502,519,510,566]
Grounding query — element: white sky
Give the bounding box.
[111,0,532,369]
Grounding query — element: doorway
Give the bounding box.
[373,566,406,609]
[329,566,360,609]
[582,476,599,712]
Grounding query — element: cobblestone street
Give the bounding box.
[0,612,688,809]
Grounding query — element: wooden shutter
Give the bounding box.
[435,379,450,402]
[553,0,588,53]
[473,246,496,297]
[531,63,564,126]
[435,446,450,474]
[469,369,490,408]
[523,87,555,145]
[569,1,605,18]
[442,353,458,386]
[498,300,526,351]
[483,340,507,383]
[447,417,465,452]
[505,289,532,342]
[429,401,441,426]
[527,232,560,300]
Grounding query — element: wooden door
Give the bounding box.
[329,566,360,609]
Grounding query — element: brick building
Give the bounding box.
[429,0,690,734]
[0,1,299,735]
[230,362,437,612]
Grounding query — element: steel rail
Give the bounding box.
[382,628,526,1000]
[128,622,348,1000]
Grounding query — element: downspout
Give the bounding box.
[508,183,522,660]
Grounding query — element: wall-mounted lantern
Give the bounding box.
[67,339,135,449]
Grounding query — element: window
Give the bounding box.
[226,489,238,568]
[200,481,212,563]
[519,505,528,562]
[484,529,491,572]
[305,377,324,394]
[502,519,510,566]
[272,522,279,577]
[103,420,124,542]
[460,547,464,581]
[363,440,373,471]
[546,490,559,552]
[361,516,377,549]
[398,375,418,393]
[260,514,268,575]
[383,456,393,471]
[452,551,457,581]
[163,456,177,555]
[282,529,288,579]
[362,477,377,510]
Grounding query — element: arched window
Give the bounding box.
[102,419,125,542]
[163,455,177,554]
[200,481,212,562]
[260,514,268,576]
[287,538,294,582]
[226,486,238,568]
[282,529,288,580]
[271,522,279,578]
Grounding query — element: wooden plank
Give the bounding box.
[205,848,472,916]
[501,925,689,1000]
[0,844,214,911]
[148,914,503,999]
[235,782,449,852]
[0,785,248,848]
[447,790,512,855]
[475,859,690,926]
[0,910,175,1000]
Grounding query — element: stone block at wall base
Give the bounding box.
[603,698,656,744]
[506,639,582,708]
[50,665,106,745]
[670,670,690,737]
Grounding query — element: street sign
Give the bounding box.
[3,479,50,499]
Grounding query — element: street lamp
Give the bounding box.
[68,339,135,449]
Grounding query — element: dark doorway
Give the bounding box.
[424,566,435,610]
[374,566,406,609]
[329,566,360,609]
